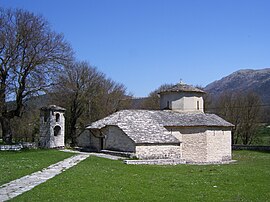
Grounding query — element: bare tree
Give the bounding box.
[238,92,261,144]
[0,8,72,144]
[141,84,173,110]
[51,61,127,146]
[50,62,103,146]
[11,107,39,142]
[216,91,261,145]
[93,78,127,117]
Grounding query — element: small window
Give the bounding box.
[197,101,200,110]
[56,113,60,122]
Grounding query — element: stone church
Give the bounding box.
[78,83,233,163]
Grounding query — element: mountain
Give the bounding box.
[204,68,270,104]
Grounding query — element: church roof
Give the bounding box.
[87,110,233,144]
[158,83,205,94]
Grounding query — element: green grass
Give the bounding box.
[255,125,270,145]
[0,149,74,186]
[11,150,270,202]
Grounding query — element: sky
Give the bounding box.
[1,0,270,97]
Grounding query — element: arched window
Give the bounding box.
[56,113,60,122]
[54,126,61,136]
[197,101,200,110]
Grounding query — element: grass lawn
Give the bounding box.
[0,149,74,186]
[11,150,270,202]
[255,125,270,145]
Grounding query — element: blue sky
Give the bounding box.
[1,0,270,97]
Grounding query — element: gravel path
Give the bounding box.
[60,149,126,160]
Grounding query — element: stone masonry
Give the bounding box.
[79,83,233,164]
[39,105,65,148]
[135,145,181,159]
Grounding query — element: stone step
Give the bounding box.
[101,150,135,158]
[124,158,186,165]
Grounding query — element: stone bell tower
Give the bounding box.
[39,105,66,148]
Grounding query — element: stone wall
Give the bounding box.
[169,127,207,162]
[77,130,91,148]
[0,142,37,151]
[160,92,204,112]
[182,129,207,163]
[77,129,101,151]
[39,110,65,148]
[168,126,232,163]
[77,126,135,152]
[206,129,231,162]
[90,133,101,151]
[39,118,51,148]
[104,126,135,152]
[50,112,65,148]
[135,145,181,159]
[0,145,22,151]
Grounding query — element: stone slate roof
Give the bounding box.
[149,110,233,127]
[158,83,205,94]
[87,110,233,144]
[40,105,66,111]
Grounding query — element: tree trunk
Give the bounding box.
[0,117,13,144]
[70,126,77,147]
[69,112,78,147]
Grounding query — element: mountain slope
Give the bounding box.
[204,68,270,103]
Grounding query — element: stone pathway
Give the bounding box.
[60,149,126,160]
[0,154,89,202]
